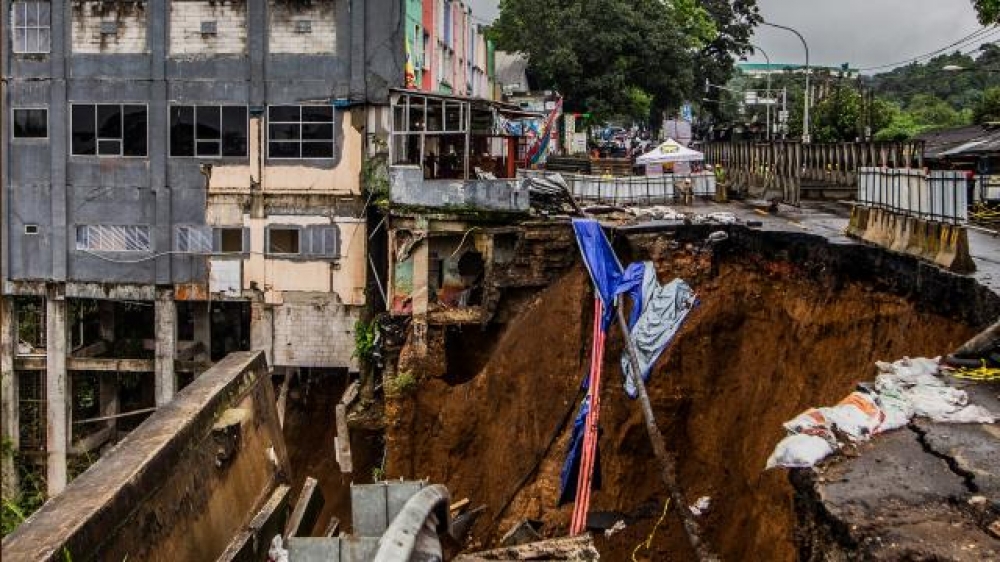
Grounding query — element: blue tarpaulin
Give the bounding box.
[571,219,623,331]
[558,397,602,506]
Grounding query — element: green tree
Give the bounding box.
[490,0,722,121]
[972,0,1000,24]
[693,0,759,121]
[974,86,1000,123]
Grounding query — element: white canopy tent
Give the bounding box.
[635,138,704,165]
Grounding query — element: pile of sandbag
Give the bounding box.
[766,357,996,469]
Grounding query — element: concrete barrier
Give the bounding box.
[1,351,290,562]
[846,205,976,274]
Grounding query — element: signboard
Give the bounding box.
[572,132,588,155]
[680,102,693,122]
[564,114,576,154]
[744,91,758,104]
[778,110,789,122]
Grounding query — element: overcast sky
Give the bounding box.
[467,0,991,73]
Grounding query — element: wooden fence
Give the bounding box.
[699,141,925,205]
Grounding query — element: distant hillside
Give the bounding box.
[869,44,1000,111]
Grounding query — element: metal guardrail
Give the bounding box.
[519,170,717,205]
[857,167,968,224]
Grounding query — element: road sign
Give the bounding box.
[744,91,758,104]
[778,110,789,122]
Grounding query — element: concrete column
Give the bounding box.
[154,290,177,406]
[191,301,211,359]
[99,373,119,436]
[1,297,19,496]
[98,300,115,342]
[46,292,68,496]
[250,300,273,368]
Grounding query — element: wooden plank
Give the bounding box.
[335,403,352,473]
[453,534,598,561]
[286,477,326,538]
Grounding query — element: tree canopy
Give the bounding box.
[489,0,753,121]
[973,0,1000,24]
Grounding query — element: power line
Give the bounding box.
[859,25,998,72]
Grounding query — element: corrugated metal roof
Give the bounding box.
[916,124,1000,159]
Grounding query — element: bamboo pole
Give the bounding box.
[615,304,719,562]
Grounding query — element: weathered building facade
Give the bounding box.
[1,0,405,496]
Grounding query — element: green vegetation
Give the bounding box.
[490,0,756,121]
[2,440,47,538]
[973,0,1000,24]
[385,371,418,396]
[353,319,378,362]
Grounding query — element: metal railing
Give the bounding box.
[857,167,968,224]
[519,170,717,206]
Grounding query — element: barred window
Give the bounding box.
[175,226,212,253]
[268,105,334,159]
[12,1,50,54]
[76,225,151,252]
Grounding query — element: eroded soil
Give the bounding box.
[384,243,977,560]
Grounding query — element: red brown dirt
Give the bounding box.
[384,248,977,560]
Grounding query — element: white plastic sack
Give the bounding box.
[819,392,884,441]
[766,434,836,469]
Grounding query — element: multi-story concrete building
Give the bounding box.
[407,0,494,97]
[1,0,405,496]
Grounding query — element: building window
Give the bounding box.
[200,20,217,35]
[215,228,246,253]
[99,20,118,36]
[71,104,148,157]
[12,1,50,54]
[76,225,151,252]
[12,108,47,139]
[170,105,248,158]
[306,225,339,257]
[294,20,312,34]
[175,226,212,253]
[267,227,300,255]
[267,105,334,159]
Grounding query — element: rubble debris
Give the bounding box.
[499,519,543,547]
[689,496,711,517]
[454,534,600,561]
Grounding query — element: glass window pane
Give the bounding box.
[221,106,247,156]
[269,123,299,141]
[97,105,122,138]
[269,142,300,159]
[37,28,50,53]
[122,105,147,156]
[14,29,27,53]
[196,106,220,139]
[98,140,122,155]
[301,106,333,122]
[71,105,96,155]
[38,2,50,24]
[219,229,243,252]
[268,228,300,253]
[196,141,220,156]
[269,106,299,122]
[25,3,38,25]
[13,109,47,138]
[302,123,332,140]
[170,106,194,156]
[302,142,333,158]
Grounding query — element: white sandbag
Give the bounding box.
[819,392,884,441]
[933,404,996,424]
[783,408,834,440]
[766,434,836,470]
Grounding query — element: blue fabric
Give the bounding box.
[614,261,646,328]
[558,397,602,506]
[572,219,623,331]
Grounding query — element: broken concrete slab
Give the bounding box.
[286,476,326,538]
[454,534,599,561]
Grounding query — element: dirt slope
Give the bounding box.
[385,250,977,560]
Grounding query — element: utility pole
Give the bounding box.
[750,44,774,141]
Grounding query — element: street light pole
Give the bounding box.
[760,20,810,143]
[750,44,773,141]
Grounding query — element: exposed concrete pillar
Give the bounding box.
[100,373,119,436]
[45,291,68,496]
[250,300,273,368]
[1,297,20,496]
[155,289,177,406]
[191,301,211,359]
[98,300,115,342]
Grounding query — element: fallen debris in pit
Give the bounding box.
[499,519,543,547]
[454,534,600,561]
[767,356,997,469]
